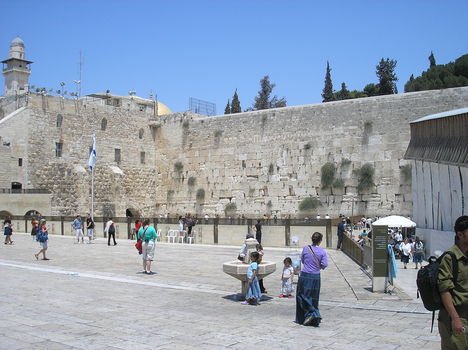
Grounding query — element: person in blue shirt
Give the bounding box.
[241,251,262,305]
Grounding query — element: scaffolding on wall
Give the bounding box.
[188,97,216,116]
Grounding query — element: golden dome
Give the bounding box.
[156,101,171,115]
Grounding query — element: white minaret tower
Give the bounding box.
[2,37,32,96]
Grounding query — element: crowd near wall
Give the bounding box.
[1,87,468,219]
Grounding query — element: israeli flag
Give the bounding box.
[88,134,96,171]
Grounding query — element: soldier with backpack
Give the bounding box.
[437,215,468,349]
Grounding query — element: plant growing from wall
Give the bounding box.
[341,158,351,167]
[304,142,311,150]
[182,120,190,129]
[224,202,237,217]
[248,187,255,196]
[333,178,345,188]
[268,163,275,175]
[321,162,336,189]
[187,176,196,187]
[299,197,321,212]
[356,163,375,192]
[401,164,412,182]
[167,189,175,200]
[196,188,205,201]
[214,130,223,138]
[174,161,184,172]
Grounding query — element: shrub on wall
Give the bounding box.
[321,162,336,189]
[341,158,351,167]
[224,203,237,216]
[167,189,175,199]
[268,163,274,175]
[196,188,205,201]
[214,130,223,137]
[333,178,345,188]
[188,176,196,187]
[299,197,320,212]
[401,164,412,182]
[356,163,375,192]
[174,161,184,172]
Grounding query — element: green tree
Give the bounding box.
[252,75,287,110]
[231,89,241,113]
[429,51,436,68]
[363,83,379,97]
[224,99,231,115]
[322,61,334,102]
[335,82,350,100]
[376,58,398,95]
[404,54,468,92]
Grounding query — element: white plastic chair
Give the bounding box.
[156,229,162,242]
[178,230,186,243]
[166,229,177,243]
[186,230,195,244]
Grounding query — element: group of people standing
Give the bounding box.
[72,214,96,244]
[241,228,328,328]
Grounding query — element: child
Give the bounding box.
[35,220,49,261]
[241,251,262,305]
[31,221,39,241]
[256,244,267,293]
[280,257,294,298]
[3,218,13,245]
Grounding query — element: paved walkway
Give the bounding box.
[0,233,439,350]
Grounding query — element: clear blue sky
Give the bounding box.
[1,0,467,114]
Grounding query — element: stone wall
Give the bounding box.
[1,87,468,218]
[153,87,468,218]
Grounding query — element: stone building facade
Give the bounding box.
[1,38,468,219]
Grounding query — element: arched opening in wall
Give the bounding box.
[138,128,144,139]
[126,208,140,218]
[0,210,13,220]
[25,210,41,218]
[101,118,107,131]
[11,182,22,192]
[56,114,63,128]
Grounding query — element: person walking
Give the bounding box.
[400,238,412,269]
[137,219,158,274]
[34,220,49,260]
[72,215,84,244]
[296,232,328,327]
[337,219,345,250]
[86,214,94,244]
[3,217,13,245]
[412,236,424,269]
[437,215,468,350]
[105,218,117,246]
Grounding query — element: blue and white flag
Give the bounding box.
[88,134,96,171]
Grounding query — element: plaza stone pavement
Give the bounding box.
[0,233,439,350]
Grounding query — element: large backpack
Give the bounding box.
[108,223,115,234]
[416,251,458,332]
[36,230,46,243]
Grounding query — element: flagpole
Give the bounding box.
[88,134,96,221]
[91,167,94,221]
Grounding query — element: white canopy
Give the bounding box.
[372,215,416,228]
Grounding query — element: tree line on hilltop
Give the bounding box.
[223,52,468,114]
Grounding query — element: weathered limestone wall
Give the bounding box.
[154,87,468,218]
[1,87,468,219]
[0,94,160,216]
